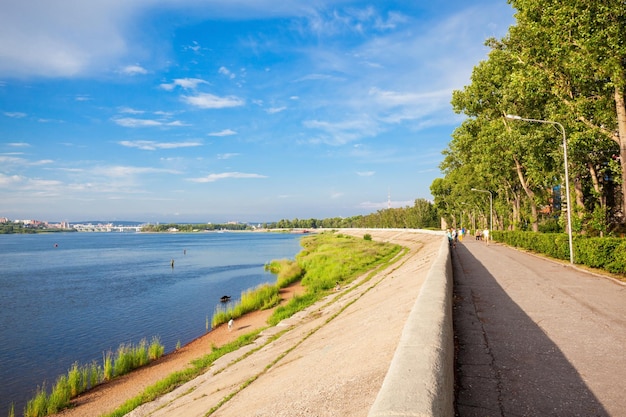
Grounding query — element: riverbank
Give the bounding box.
[54,229,443,417]
[55,282,305,417]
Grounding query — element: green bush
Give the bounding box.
[492,231,626,275]
[606,241,626,274]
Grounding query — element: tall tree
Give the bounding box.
[508,0,626,222]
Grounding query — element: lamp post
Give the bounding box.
[505,114,574,264]
[471,188,492,232]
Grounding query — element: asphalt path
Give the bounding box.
[452,237,626,416]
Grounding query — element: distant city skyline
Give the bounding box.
[0,0,514,223]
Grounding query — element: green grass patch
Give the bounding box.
[102,330,262,417]
[22,337,165,417]
[265,259,303,288]
[267,231,401,325]
[211,283,281,328]
[296,232,401,292]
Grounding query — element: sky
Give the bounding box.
[0,0,515,223]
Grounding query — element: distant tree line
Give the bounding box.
[0,223,75,234]
[140,223,252,232]
[263,199,439,230]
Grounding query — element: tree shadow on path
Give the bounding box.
[452,243,609,417]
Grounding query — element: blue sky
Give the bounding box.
[0,0,514,223]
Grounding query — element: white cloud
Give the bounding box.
[303,117,381,145]
[217,153,240,160]
[0,155,52,167]
[118,107,144,114]
[188,172,267,183]
[208,129,237,137]
[218,66,235,79]
[118,140,202,150]
[112,117,186,128]
[94,165,180,178]
[182,93,244,109]
[357,171,375,177]
[160,78,209,91]
[0,173,62,190]
[3,112,27,118]
[121,64,148,75]
[267,106,287,114]
[6,142,31,147]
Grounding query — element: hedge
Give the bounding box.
[490,231,626,275]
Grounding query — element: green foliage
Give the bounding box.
[67,362,81,397]
[46,376,70,414]
[148,336,165,360]
[264,198,439,230]
[267,293,320,326]
[433,0,626,231]
[538,217,562,233]
[24,385,47,417]
[297,232,401,292]
[492,230,626,275]
[23,335,167,417]
[103,351,114,381]
[363,233,372,241]
[141,222,251,232]
[265,259,303,288]
[113,344,134,376]
[212,284,281,327]
[102,331,262,417]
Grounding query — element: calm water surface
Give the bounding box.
[0,232,303,415]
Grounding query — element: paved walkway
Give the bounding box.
[452,238,626,416]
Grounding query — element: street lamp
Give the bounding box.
[471,188,492,232]
[506,114,574,264]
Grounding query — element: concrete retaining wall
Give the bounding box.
[368,236,454,417]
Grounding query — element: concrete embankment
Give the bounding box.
[126,229,453,417]
[368,234,454,417]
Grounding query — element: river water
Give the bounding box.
[0,231,303,415]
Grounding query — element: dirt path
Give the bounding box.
[56,229,442,417]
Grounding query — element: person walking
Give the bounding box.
[483,228,490,245]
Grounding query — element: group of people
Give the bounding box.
[447,227,490,248]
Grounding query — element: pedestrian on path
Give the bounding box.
[482,228,489,245]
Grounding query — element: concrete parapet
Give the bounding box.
[368,236,454,417]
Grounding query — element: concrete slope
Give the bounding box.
[127,230,446,417]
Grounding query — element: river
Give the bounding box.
[0,231,303,415]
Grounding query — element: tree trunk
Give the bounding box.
[574,176,584,210]
[614,85,626,222]
[587,162,602,205]
[514,157,539,232]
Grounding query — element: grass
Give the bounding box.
[213,231,401,329]
[20,337,165,417]
[102,330,263,417]
[265,258,303,288]
[266,232,401,324]
[211,283,281,328]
